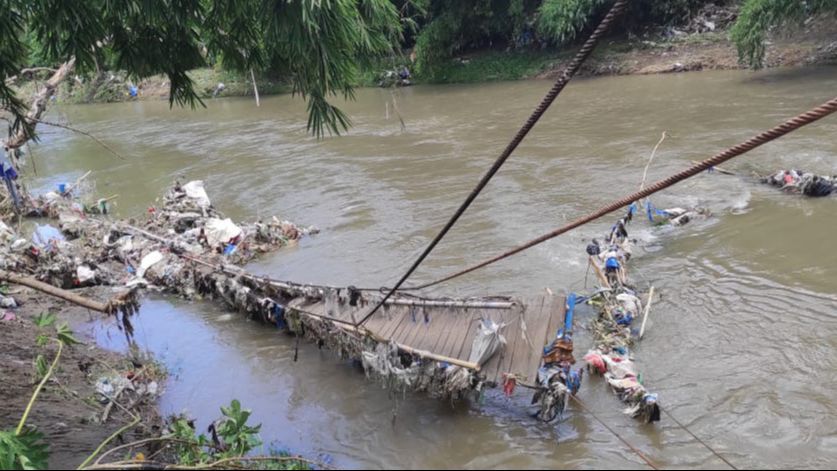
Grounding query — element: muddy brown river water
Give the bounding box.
[30,66,837,469]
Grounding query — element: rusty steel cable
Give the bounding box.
[660,407,738,470]
[411,96,837,290]
[569,395,660,469]
[356,0,630,326]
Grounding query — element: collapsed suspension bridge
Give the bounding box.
[2,1,836,469]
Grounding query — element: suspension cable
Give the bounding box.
[570,395,659,469]
[660,407,738,470]
[409,96,837,290]
[356,0,631,326]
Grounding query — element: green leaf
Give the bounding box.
[32,313,55,329]
[34,335,48,348]
[0,428,49,470]
[33,355,47,381]
[55,324,81,347]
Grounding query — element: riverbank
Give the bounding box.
[12,16,835,105]
[0,287,163,469]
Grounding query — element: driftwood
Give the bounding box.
[0,269,132,315]
[691,160,736,176]
[4,58,76,150]
[4,67,60,86]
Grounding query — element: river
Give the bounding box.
[31,66,837,469]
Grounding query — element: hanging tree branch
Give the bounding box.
[3,58,76,151]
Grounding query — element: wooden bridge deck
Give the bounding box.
[288,294,567,384]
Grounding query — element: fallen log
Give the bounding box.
[0,269,133,315]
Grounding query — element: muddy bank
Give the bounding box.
[12,15,836,107]
[568,28,837,77]
[0,287,163,469]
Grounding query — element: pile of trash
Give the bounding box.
[97,180,318,299]
[94,364,163,424]
[762,169,835,197]
[0,218,121,290]
[377,66,412,88]
[580,205,661,423]
[530,293,583,423]
[359,341,479,400]
[683,3,738,34]
[281,291,496,400]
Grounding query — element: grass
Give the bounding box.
[416,50,568,84]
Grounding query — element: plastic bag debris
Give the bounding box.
[32,224,66,249]
[76,265,96,284]
[468,318,506,366]
[204,218,242,248]
[182,180,211,208]
[137,250,165,278]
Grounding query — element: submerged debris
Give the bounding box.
[762,169,835,197]
[581,204,665,423]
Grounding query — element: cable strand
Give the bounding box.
[410,96,837,290]
[356,0,630,326]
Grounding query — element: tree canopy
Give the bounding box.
[406,0,834,76]
[1,0,402,138]
[3,0,832,140]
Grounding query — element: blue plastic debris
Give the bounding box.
[32,224,66,249]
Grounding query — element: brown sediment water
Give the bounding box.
[32,66,837,468]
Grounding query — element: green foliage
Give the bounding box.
[216,399,262,456]
[55,323,80,347]
[0,0,28,127]
[1,0,403,137]
[537,0,606,44]
[419,49,562,83]
[33,354,48,380]
[412,0,723,76]
[167,400,263,465]
[31,313,55,328]
[731,0,837,68]
[168,418,212,465]
[0,428,49,471]
[161,400,312,469]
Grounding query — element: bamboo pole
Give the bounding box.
[0,270,116,313]
[640,132,667,192]
[691,160,736,175]
[250,69,260,107]
[589,256,611,289]
[639,286,655,339]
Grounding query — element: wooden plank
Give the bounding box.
[367,304,405,340]
[426,308,461,354]
[413,305,452,352]
[491,297,544,382]
[456,309,482,362]
[509,296,552,380]
[390,306,423,346]
[447,310,480,360]
[437,307,473,359]
[436,307,469,359]
[542,295,565,354]
[401,306,434,349]
[298,300,326,318]
[456,309,483,359]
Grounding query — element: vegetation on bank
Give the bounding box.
[3,1,835,135]
[0,308,316,470]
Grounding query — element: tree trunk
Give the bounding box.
[3,57,76,151]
